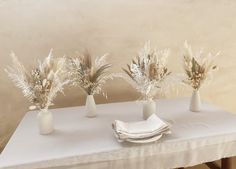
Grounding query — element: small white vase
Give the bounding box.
[37,109,54,135]
[86,95,97,118]
[143,100,156,120]
[190,90,201,112]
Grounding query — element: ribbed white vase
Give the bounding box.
[86,95,97,118]
[190,90,201,112]
[37,109,54,135]
[143,100,156,120]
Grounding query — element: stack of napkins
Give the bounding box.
[112,114,171,143]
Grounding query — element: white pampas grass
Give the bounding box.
[5,50,69,110]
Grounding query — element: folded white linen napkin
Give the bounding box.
[112,114,171,143]
[113,132,164,143]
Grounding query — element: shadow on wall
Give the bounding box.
[0,134,10,153]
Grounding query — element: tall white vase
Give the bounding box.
[86,95,97,118]
[190,90,201,112]
[37,109,54,135]
[143,100,156,120]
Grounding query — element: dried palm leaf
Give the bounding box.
[66,51,113,96]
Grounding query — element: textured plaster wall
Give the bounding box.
[0,1,236,168]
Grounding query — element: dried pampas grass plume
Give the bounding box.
[5,50,70,110]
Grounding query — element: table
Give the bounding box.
[1,98,236,169]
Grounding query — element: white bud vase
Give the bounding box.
[86,95,96,118]
[143,100,156,120]
[37,109,54,135]
[190,90,201,112]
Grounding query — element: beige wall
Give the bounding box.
[0,0,236,168]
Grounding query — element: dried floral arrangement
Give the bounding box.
[5,50,69,110]
[122,41,171,100]
[183,41,219,90]
[66,51,113,97]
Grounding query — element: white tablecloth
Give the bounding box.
[1,98,236,169]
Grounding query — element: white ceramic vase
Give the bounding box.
[86,95,97,118]
[190,90,201,112]
[143,99,156,120]
[37,109,54,135]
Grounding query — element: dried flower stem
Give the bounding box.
[183,41,218,90]
[5,50,69,110]
[122,41,171,100]
[66,51,113,97]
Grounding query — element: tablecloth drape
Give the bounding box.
[1,98,236,169]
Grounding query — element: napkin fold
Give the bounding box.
[112,114,171,143]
